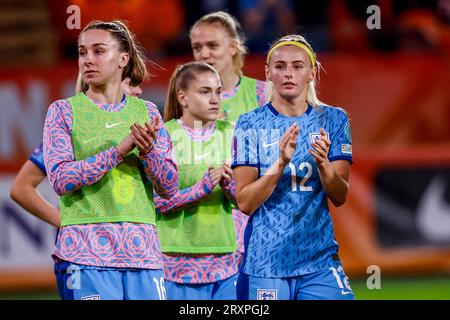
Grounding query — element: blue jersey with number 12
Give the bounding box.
[231,103,353,278]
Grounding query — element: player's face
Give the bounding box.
[179,71,222,123]
[190,24,237,75]
[78,29,129,87]
[266,45,316,101]
[121,78,142,97]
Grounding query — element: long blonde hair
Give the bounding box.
[79,20,148,87]
[190,11,247,76]
[163,61,220,122]
[266,34,325,108]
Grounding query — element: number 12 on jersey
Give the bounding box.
[288,162,313,192]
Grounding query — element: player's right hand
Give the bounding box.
[131,123,156,155]
[279,123,300,165]
[208,166,225,187]
[220,163,233,183]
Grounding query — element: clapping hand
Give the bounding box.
[309,128,331,165]
[279,124,300,165]
[130,117,162,156]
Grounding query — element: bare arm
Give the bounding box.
[316,160,350,207]
[310,128,350,207]
[234,160,287,215]
[234,124,300,215]
[10,160,60,227]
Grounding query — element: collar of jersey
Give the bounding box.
[85,93,127,112]
[221,76,241,99]
[267,102,312,118]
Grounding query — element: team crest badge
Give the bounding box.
[309,131,329,144]
[341,144,352,154]
[81,295,101,300]
[257,289,278,300]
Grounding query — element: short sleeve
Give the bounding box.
[29,142,46,174]
[328,108,353,164]
[231,114,260,169]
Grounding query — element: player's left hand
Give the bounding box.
[219,163,233,187]
[131,117,161,155]
[309,128,331,165]
[208,166,225,187]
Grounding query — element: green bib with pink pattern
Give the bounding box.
[156,119,236,253]
[220,76,258,123]
[60,93,155,227]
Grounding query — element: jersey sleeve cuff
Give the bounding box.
[329,155,353,165]
[28,157,47,174]
[231,163,260,169]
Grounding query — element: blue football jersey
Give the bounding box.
[232,103,352,277]
[29,142,46,175]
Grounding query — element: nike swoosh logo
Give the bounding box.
[416,176,450,242]
[85,137,96,143]
[194,153,210,160]
[262,141,278,148]
[105,122,121,129]
[341,290,352,295]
